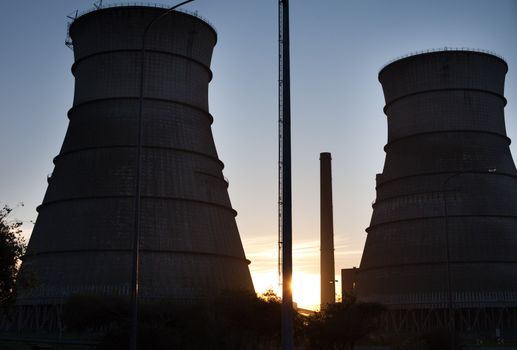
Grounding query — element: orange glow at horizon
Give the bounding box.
[246,236,361,310]
[252,271,343,311]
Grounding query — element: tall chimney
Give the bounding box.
[320,152,335,307]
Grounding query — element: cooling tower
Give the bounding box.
[17,5,253,307]
[358,50,517,312]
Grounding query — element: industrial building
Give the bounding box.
[353,49,517,334]
[13,5,254,330]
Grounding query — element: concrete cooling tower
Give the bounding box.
[16,5,254,313]
[357,50,517,332]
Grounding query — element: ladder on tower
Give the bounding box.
[278,0,285,289]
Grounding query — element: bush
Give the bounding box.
[306,302,386,350]
[0,205,26,306]
[63,290,283,350]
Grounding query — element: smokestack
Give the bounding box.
[320,152,335,307]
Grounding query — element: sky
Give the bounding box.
[0,0,516,310]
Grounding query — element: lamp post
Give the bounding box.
[442,168,496,350]
[130,2,196,349]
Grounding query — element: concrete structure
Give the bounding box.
[341,267,357,301]
[16,5,253,313]
[357,50,517,333]
[320,152,335,307]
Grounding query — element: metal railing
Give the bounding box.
[379,47,507,73]
[362,290,517,309]
[65,2,216,49]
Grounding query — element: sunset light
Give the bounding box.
[292,272,320,311]
[2,1,517,348]
[248,235,350,310]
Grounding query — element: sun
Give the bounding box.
[252,271,320,310]
[292,272,320,311]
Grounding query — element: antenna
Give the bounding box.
[66,10,78,20]
[65,10,78,50]
[94,0,103,9]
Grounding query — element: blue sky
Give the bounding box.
[1,0,516,309]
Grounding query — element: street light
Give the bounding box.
[130,2,196,349]
[442,168,496,350]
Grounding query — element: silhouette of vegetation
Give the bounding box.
[63,290,388,350]
[0,205,26,306]
[305,301,386,350]
[63,294,130,331]
[395,328,464,350]
[63,289,284,350]
[420,328,462,350]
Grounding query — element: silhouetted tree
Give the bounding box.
[306,301,386,350]
[0,205,26,306]
[63,294,130,331]
[210,289,281,349]
[259,288,281,303]
[63,289,283,350]
[418,328,464,350]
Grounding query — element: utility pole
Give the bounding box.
[278,1,293,350]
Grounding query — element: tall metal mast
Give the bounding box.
[278,1,293,349]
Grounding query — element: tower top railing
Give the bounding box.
[65,2,216,49]
[379,47,507,74]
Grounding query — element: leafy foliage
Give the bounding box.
[63,290,386,350]
[0,205,26,305]
[63,289,283,350]
[394,328,465,350]
[305,301,386,350]
[63,294,130,331]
